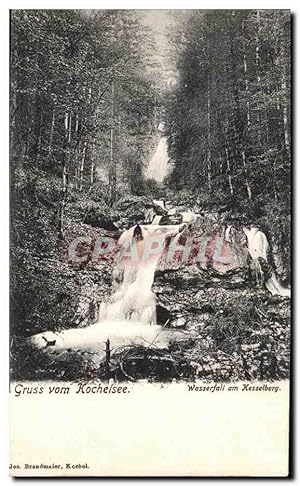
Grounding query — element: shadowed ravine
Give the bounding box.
[30,217,290,356]
[27,135,290,381]
[10,10,290,385]
[31,223,186,353]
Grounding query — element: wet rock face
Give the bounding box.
[114,196,167,228]
[152,258,290,382]
[156,224,249,276]
[59,224,119,329]
[132,219,289,380]
[29,209,288,383]
[271,241,290,284]
[73,264,114,329]
[82,196,168,231]
[84,207,119,231]
[153,264,251,329]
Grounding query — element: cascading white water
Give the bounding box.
[243,227,269,260]
[243,227,291,297]
[30,220,290,354]
[30,222,185,353]
[144,137,173,183]
[99,224,183,324]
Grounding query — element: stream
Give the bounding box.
[31,222,186,353]
[30,134,290,357]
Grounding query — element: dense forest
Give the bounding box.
[11,9,161,335]
[168,10,291,216]
[10,10,291,382]
[166,10,290,241]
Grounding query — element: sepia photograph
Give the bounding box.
[8,8,293,477]
[10,9,291,385]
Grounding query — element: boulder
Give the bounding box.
[114,195,167,227]
[170,316,187,328]
[83,205,118,231]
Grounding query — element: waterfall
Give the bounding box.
[144,137,173,183]
[243,227,291,297]
[99,224,183,324]
[30,220,290,354]
[30,223,184,352]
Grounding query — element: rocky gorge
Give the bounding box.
[10,194,291,383]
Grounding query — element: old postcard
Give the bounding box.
[10,9,291,477]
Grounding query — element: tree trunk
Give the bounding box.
[58,111,71,237]
[255,10,262,144]
[242,150,252,201]
[68,112,72,143]
[281,75,290,155]
[108,77,116,204]
[32,91,42,162]
[79,141,88,192]
[242,20,251,129]
[255,11,261,85]
[36,112,43,158]
[74,113,79,188]
[10,29,18,155]
[47,105,56,161]
[153,92,157,129]
[241,21,253,201]
[90,143,95,188]
[207,80,212,194]
[230,16,252,202]
[225,147,234,196]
